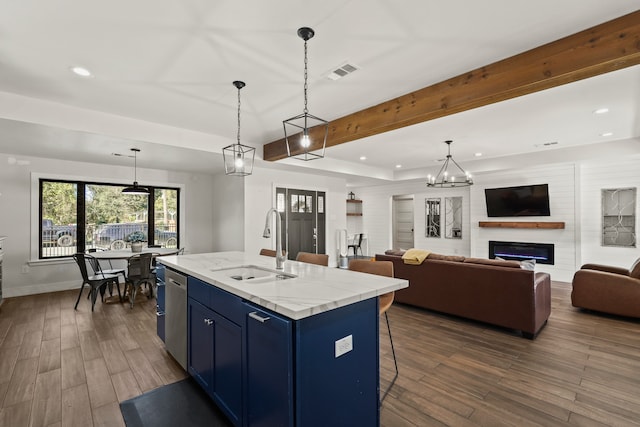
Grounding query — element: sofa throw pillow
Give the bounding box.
[384,249,406,257]
[520,259,536,270]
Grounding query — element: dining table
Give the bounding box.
[90,247,181,260]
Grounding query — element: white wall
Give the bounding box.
[211,173,245,252]
[580,157,640,268]
[470,163,578,282]
[352,181,471,258]
[0,152,216,297]
[243,166,347,266]
[353,163,579,282]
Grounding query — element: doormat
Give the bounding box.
[120,377,233,427]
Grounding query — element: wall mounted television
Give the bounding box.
[484,184,551,217]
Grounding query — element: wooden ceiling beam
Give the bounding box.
[264,10,640,161]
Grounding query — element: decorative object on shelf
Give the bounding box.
[122,148,150,195]
[426,140,473,188]
[348,191,355,200]
[283,27,328,161]
[223,81,255,176]
[126,230,146,252]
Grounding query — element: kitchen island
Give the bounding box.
[157,251,408,427]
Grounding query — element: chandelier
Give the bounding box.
[223,80,255,176]
[426,140,473,188]
[283,27,328,161]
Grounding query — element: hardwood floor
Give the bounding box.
[0,288,186,427]
[1,281,639,426]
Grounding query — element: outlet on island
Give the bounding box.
[335,334,353,358]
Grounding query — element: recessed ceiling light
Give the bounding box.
[70,66,92,77]
[395,164,402,168]
[601,132,613,137]
[593,108,609,114]
[359,156,367,160]
[475,152,482,157]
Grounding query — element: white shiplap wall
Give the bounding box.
[580,157,640,268]
[470,163,578,282]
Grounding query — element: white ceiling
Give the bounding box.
[0,1,638,184]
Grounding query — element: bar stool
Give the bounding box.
[348,259,398,403]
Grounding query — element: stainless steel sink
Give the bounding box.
[211,265,296,282]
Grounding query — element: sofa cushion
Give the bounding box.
[427,253,466,262]
[384,249,406,256]
[464,257,521,268]
[630,258,640,279]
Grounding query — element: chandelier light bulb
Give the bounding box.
[301,131,310,148]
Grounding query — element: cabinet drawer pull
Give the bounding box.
[249,312,270,323]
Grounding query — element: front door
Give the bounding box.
[276,188,326,260]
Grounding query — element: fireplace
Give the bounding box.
[489,241,554,265]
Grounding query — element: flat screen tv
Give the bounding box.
[484,184,550,217]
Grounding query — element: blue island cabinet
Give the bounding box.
[187,276,380,427]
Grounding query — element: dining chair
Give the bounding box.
[125,253,156,308]
[73,253,120,312]
[87,248,126,300]
[295,252,329,266]
[348,259,398,403]
[348,233,365,256]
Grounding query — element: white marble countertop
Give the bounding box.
[157,251,408,320]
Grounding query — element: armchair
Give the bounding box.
[571,258,640,318]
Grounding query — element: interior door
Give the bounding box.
[276,188,325,260]
[393,196,414,250]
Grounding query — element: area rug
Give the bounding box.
[120,377,233,427]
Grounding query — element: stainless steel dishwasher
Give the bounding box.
[165,268,187,370]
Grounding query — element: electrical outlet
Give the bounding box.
[335,334,353,358]
[21,264,30,274]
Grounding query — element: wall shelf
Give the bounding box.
[479,221,565,229]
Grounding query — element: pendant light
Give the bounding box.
[223,81,255,176]
[122,148,150,195]
[426,140,474,188]
[283,27,328,161]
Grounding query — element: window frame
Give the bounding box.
[35,176,181,260]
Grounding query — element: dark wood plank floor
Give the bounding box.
[1,281,639,426]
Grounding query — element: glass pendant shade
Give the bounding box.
[426,140,474,188]
[283,27,328,161]
[122,148,150,195]
[223,80,255,176]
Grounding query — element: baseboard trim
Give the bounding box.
[3,280,78,298]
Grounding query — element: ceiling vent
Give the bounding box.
[326,63,359,80]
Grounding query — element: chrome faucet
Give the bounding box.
[263,208,286,269]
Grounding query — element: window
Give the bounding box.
[39,179,180,259]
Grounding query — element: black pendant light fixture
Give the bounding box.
[426,140,474,188]
[283,27,328,161]
[223,81,255,176]
[122,148,150,195]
